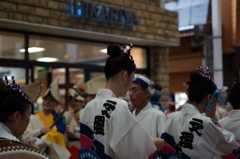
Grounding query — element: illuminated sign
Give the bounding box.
[72,0,138,26]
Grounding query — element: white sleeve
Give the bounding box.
[35,138,47,152]
[205,120,239,155]
[157,112,166,138]
[34,129,41,137]
[22,115,44,141]
[112,122,157,159]
[22,116,37,141]
[109,104,157,159]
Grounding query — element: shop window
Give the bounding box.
[29,36,109,65]
[28,35,147,68]
[0,67,26,84]
[69,68,85,84]
[0,31,25,60]
[52,68,66,84]
[131,47,147,69]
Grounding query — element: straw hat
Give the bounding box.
[21,81,42,102]
[74,75,107,96]
[42,81,61,103]
[69,88,84,101]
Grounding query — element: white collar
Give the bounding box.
[181,103,206,116]
[95,89,117,99]
[0,122,19,141]
[133,102,152,116]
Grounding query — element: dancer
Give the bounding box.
[80,43,164,159]
[160,67,240,159]
[0,76,50,159]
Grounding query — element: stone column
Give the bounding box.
[152,47,169,109]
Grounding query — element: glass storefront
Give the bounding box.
[28,35,147,68]
[1,67,26,84]
[0,30,150,110]
[0,31,25,60]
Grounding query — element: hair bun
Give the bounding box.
[107,44,121,57]
[233,83,240,93]
[190,72,202,84]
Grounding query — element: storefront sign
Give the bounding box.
[72,0,138,26]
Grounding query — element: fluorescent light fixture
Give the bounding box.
[19,47,45,53]
[100,48,107,53]
[37,57,59,62]
[178,25,194,31]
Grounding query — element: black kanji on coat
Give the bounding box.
[101,100,117,118]
[175,143,182,154]
[179,132,194,149]
[94,115,105,135]
[189,118,204,137]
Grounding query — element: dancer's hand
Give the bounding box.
[152,138,165,151]
[40,127,51,134]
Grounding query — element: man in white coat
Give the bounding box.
[129,75,166,138]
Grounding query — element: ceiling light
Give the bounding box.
[37,57,59,62]
[100,48,107,53]
[19,47,45,53]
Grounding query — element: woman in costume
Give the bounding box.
[65,88,84,140]
[22,80,71,159]
[219,79,240,140]
[0,76,50,159]
[80,43,164,159]
[160,67,240,159]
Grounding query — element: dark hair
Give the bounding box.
[104,44,136,80]
[151,84,163,101]
[188,72,216,103]
[229,82,240,109]
[0,78,6,91]
[0,89,31,122]
[153,84,162,91]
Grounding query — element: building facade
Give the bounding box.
[0,0,179,107]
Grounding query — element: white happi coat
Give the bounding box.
[133,102,166,138]
[219,110,240,140]
[80,89,157,159]
[160,103,240,159]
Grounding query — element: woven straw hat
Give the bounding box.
[21,81,42,102]
[74,75,107,95]
[42,81,61,103]
[69,88,84,101]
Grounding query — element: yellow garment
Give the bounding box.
[36,111,67,151]
[21,111,71,159]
